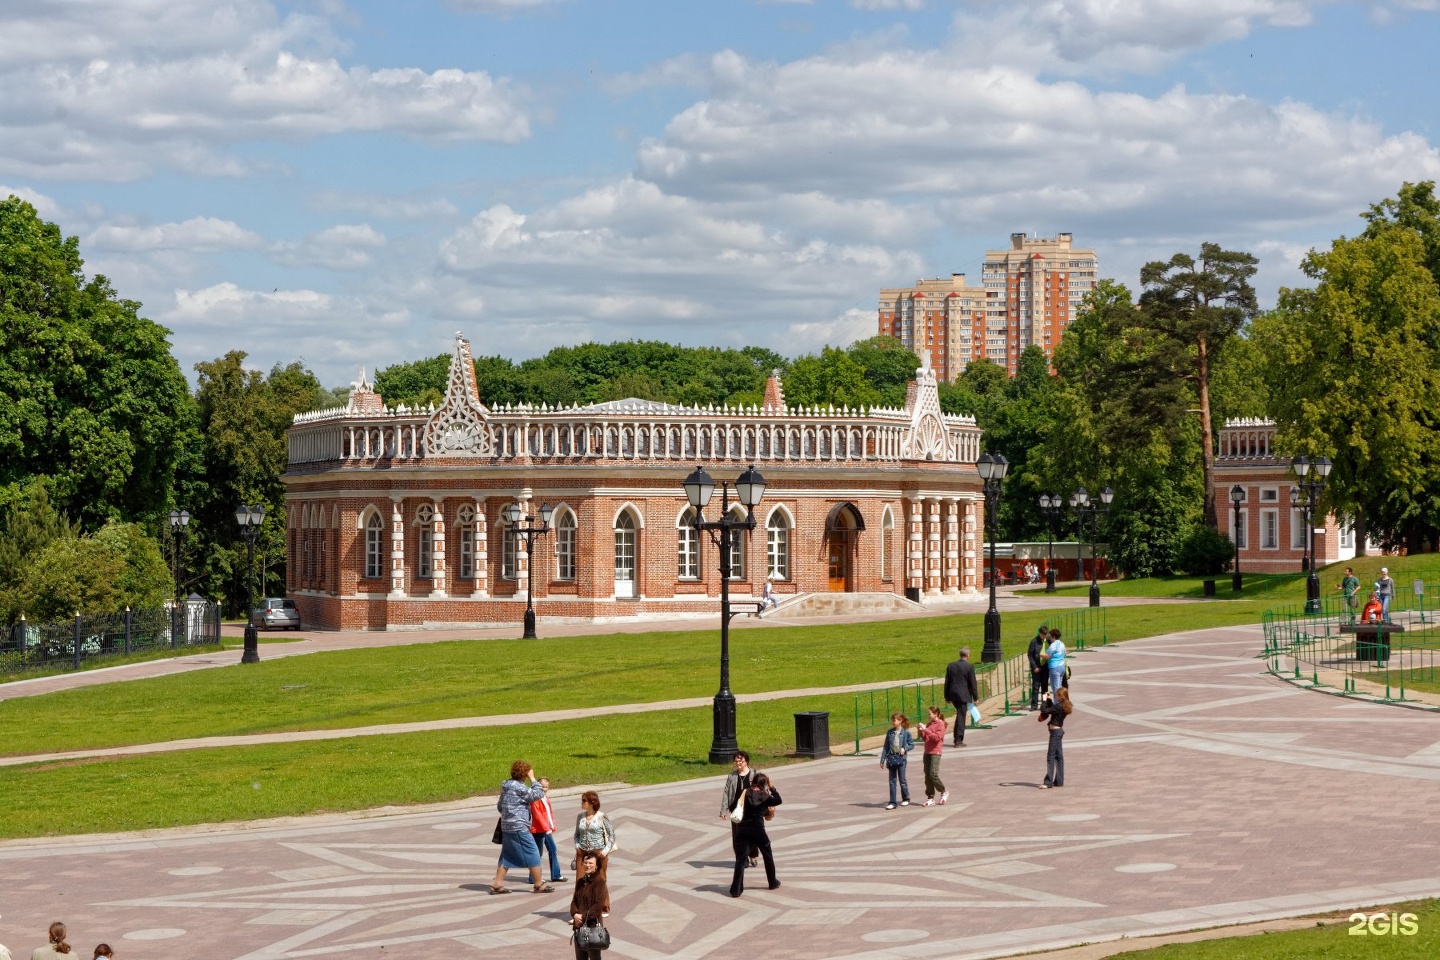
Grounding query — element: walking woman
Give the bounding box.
[880,712,914,810]
[569,849,610,960]
[573,790,618,863]
[914,705,949,806]
[1046,629,1067,694]
[729,772,782,897]
[489,760,554,895]
[30,923,77,959]
[1038,687,1072,788]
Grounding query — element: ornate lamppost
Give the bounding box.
[1038,493,1061,593]
[1291,455,1332,613]
[1071,486,1113,608]
[503,502,553,639]
[235,503,265,664]
[169,508,190,646]
[682,463,767,764]
[977,452,1008,664]
[1230,484,1245,593]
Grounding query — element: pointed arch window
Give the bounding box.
[678,508,700,580]
[767,511,791,581]
[416,504,435,579]
[364,511,385,579]
[554,508,577,582]
[458,505,476,580]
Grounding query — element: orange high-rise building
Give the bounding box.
[878,232,1099,378]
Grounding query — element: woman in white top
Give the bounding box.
[573,790,617,860]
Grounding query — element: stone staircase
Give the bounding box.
[762,591,924,620]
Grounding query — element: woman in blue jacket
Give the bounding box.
[489,760,554,895]
[880,712,914,810]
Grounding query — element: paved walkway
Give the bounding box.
[3,623,1439,960]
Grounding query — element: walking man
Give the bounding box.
[1027,626,1048,710]
[1338,567,1360,621]
[944,647,979,746]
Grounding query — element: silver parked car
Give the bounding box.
[250,597,302,630]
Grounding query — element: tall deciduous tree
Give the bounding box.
[0,196,191,526]
[1136,244,1259,526]
[1254,215,1440,552]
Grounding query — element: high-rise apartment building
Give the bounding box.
[878,232,1099,378]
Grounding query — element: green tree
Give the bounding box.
[1254,216,1440,552]
[0,481,80,623]
[847,335,919,408]
[1136,243,1260,526]
[0,195,191,527]
[18,520,169,621]
[782,347,879,408]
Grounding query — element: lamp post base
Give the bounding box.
[981,609,1002,663]
[708,691,738,764]
[1045,568,1056,593]
[1089,583,1101,608]
[523,607,537,640]
[1233,572,1243,593]
[242,623,260,664]
[1305,572,1321,614]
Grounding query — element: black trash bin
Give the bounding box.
[904,586,921,603]
[794,711,831,759]
[1202,579,1216,597]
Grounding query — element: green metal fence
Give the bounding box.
[1262,578,1440,709]
[1039,606,1109,650]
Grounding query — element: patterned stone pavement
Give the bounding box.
[3,623,1440,960]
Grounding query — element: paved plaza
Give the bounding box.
[3,622,1440,959]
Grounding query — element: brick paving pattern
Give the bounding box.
[2,622,1438,959]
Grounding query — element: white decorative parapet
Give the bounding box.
[288,334,982,468]
[1218,417,1278,460]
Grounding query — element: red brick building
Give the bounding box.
[1213,418,1361,573]
[283,335,990,629]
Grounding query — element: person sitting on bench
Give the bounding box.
[760,578,779,612]
[1361,591,1384,624]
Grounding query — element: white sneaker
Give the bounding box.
[923,799,935,807]
[939,791,949,805]
[900,800,910,807]
[885,803,896,810]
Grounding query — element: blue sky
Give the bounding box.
[3,0,1438,388]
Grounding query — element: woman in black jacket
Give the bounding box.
[1038,687,1071,788]
[729,773,782,897]
[570,850,610,960]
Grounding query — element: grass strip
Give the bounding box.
[0,692,870,839]
[1106,898,1440,959]
[0,601,1266,758]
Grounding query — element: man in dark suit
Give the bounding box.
[944,647,979,746]
[1027,626,1048,710]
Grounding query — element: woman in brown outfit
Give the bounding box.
[569,850,610,960]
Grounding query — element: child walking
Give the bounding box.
[880,712,914,810]
[914,705,949,805]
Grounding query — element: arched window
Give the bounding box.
[678,508,700,580]
[416,504,435,579]
[614,510,638,598]
[767,510,791,581]
[554,508,577,582]
[727,505,747,580]
[457,505,476,580]
[500,514,517,581]
[364,511,385,579]
[881,507,895,582]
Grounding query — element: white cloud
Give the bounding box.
[87,217,265,252]
[311,191,461,220]
[853,0,926,10]
[0,1,530,181]
[0,183,63,218]
[271,223,388,271]
[447,0,569,12]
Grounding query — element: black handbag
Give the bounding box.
[573,920,610,951]
[491,820,503,844]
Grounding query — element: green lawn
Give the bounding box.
[0,601,1266,758]
[0,692,869,838]
[1111,899,1439,959]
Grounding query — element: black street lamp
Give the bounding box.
[1291,455,1332,613]
[1230,484,1245,593]
[503,501,553,639]
[169,509,190,647]
[1038,493,1061,593]
[1071,486,1113,608]
[977,452,1008,664]
[235,503,265,664]
[683,463,767,764]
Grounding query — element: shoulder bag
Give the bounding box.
[491,819,503,844]
[573,920,611,951]
[728,792,746,823]
[601,813,619,853]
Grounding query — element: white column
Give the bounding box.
[963,499,979,594]
[926,498,943,596]
[389,497,406,597]
[943,498,961,595]
[431,498,447,598]
[474,497,489,598]
[907,500,924,595]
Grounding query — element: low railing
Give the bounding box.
[1,602,222,676]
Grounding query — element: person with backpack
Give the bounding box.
[1037,687,1072,788]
